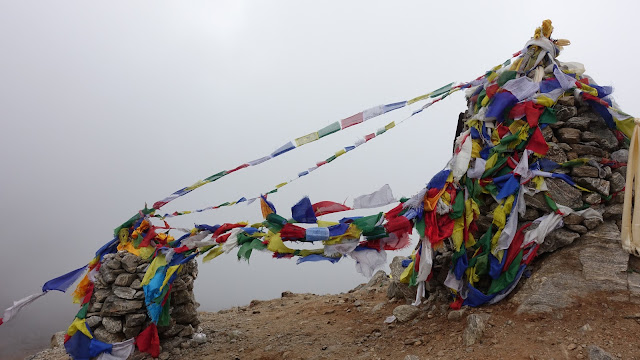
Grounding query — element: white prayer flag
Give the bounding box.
[353,184,396,209]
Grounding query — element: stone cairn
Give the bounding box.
[86,251,200,353]
[388,93,638,306]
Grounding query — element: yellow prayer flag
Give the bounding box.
[335,149,346,157]
[535,95,554,107]
[266,233,295,254]
[317,220,339,227]
[399,261,414,284]
[471,140,482,158]
[616,118,635,139]
[509,120,527,135]
[67,318,93,339]
[202,246,223,263]
[139,245,156,260]
[117,242,141,257]
[160,265,181,292]
[295,132,319,147]
[385,122,395,131]
[452,217,464,251]
[141,254,167,286]
[275,182,287,189]
[407,93,431,105]
[481,94,491,107]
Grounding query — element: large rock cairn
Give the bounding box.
[387,20,640,312]
[86,251,200,352]
[388,69,640,310]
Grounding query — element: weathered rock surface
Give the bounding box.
[387,256,417,302]
[83,253,201,351]
[545,178,583,209]
[392,305,420,323]
[462,313,490,346]
[513,221,629,314]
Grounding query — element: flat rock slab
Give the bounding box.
[513,222,630,314]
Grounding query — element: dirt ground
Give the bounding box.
[28,284,640,360]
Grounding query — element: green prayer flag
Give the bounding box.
[236,233,254,246]
[430,82,454,98]
[409,266,418,287]
[538,107,557,124]
[474,252,489,276]
[133,233,143,248]
[364,226,388,240]
[237,238,267,261]
[158,294,171,326]
[450,191,465,219]
[204,171,226,182]
[488,250,522,294]
[352,213,383,233]
[543,193,559,212]
[415,215,425,238]
[76,303,89,319]
[477,226,493,252]
[497,70,517,87]
[482,156,508,178]
[318,122,341,138]
[265,213,288,232]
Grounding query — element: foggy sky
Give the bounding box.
[1,1,639,357]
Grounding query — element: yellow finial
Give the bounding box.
[533,27,541,39]
[542,19,553,38]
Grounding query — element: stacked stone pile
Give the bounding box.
[85,251,201,351]
[387,94,637,306]
[482,95,628,253]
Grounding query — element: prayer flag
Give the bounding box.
[295,132,319,146]
[260,195,276,218]
[271,141,295,157]
[318,122,341,138]
[353,184,396,209]
[313,201,351,216]
[383,101,406,113]
[362,105,385,120]
[525,127,549,155]
[247,156,271,166]
[291,197,317,223]
[42,265,88,293]
[340,112,364,129]
[1,292,46,325]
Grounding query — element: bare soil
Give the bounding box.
[32,285,640,360]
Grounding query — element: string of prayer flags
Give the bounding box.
[149,88,454,211]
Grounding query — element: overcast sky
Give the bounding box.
[1,1,639,357]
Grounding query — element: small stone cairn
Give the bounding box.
[86,251,200,352]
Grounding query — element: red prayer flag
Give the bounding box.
[525,127,549,155]
[136,324,160,358]
[485,84,499,99]
[502,223,531,272]
[226,163,249,174]
[340,112,364,129]
[312,201,351,216]
[280,223,306,240]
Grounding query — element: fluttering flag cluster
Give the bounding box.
[2,20,639,360]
